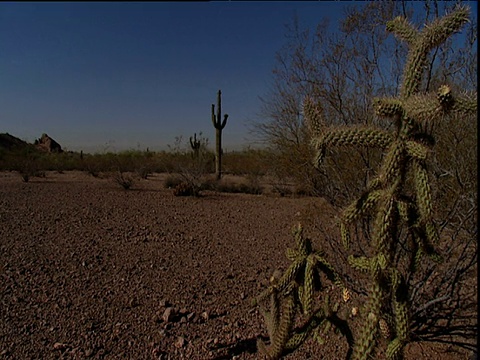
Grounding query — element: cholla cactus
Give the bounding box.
[303,5,476,360]
[255,225,344,359]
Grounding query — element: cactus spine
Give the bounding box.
[303,5,475,360]
[211,90,228,180]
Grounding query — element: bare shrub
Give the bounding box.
[173,181,199,197]
[215,176,263,195]
[164,133,215,197]
[110,171,136,190]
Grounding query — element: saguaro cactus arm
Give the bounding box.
[211,90,228,129]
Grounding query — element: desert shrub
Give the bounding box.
[269,176,292,197]
[38,151,84,172]
[79,149,161,178]
[214,177,263,195]
[222,148,270,176]
[163,174,183,189]
[11,147,47,182]
[82,153,108,177]
[109,171,136,190]
[172,181,199,197]
[18,168,46,182]
[162,133,216,196]
[20,171,30,183]
[136,165,151,179]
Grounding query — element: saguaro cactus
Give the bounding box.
[303,5,475,360]
[189,133,201,159]
[211,90,228,180]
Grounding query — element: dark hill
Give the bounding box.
[0,133,63,153]
[0,133,32,151]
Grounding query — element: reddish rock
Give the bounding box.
[34,133,63,153]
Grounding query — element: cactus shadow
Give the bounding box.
[210,336,266,359]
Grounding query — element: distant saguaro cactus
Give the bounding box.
[189,133,201,159]
[211,90,228,180]
[304,5,475,360]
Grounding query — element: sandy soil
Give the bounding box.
[0,171,473,359]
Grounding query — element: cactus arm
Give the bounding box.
[314,127,394,150]
[211,104,216,126]
[373,97,404,118]
[217,90,222,124]
[303,95,324,135]
[221,114,228,129]
[401,7,470,98]
[353,282,382,360]
[211,90,228,129]
[386,16,418,45]
[257,294,296,360]
[421,6,470,51]
[451,92,477,115]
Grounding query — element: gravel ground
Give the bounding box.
[0,171,472,359]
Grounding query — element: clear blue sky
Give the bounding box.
[0,1,476,153]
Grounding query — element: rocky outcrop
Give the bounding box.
[34,133,63,153]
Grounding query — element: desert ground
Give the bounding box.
[0,171,474,359]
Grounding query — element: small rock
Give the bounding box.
[84,348,94,357]
[187,312,195,321]
[174,336,185,348]
[201,311,209,321]
[163,307,176,323]
[53,342,68,350]
[179,307,188,315]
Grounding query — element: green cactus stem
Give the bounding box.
[211,90,229,180]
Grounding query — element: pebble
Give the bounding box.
[53,342,68,350]
[163,307,176,323]
[174,336,185,348]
